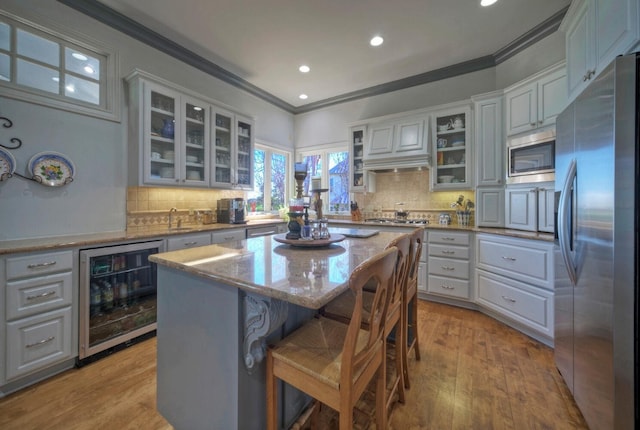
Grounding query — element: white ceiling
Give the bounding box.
[96,0,571,109]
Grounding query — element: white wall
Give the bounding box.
[295,31,566,150]
[0,0,294,240]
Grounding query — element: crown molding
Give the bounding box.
[57,0,568,115]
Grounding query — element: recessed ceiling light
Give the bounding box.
[193,106,203,111]
[83,65,94,74]
[52,76,60,82]
[298,65,310,73]
[66,84,75,93]
[370,36,384,47]
[480,0,498,6]
[299,94,308,100]
[72,52,88,61]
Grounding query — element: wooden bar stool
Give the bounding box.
[321,233,411,414]
[266,247,398,430]
[403,228,423,388]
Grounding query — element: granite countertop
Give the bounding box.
[328,219,554,242]
[0,216,553,256]
[0,219,286,255]
[149,231,403,309]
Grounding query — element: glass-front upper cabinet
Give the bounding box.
[430,105,472,190]
[143,80,209,187]
[212,109,254,190]
[235,115,253,190]
[349,125,375,193]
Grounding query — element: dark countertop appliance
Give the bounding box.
[217,198,246,224]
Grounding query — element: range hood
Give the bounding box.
[363,155,431,172]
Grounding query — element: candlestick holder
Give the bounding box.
[310,188,329,219]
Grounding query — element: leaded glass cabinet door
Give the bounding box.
[235,115,254,190]
[145,82,180,185]
[181,96,209,187]
[212,108,234,188]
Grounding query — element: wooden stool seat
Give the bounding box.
[321,233,411,416]
[267,247,398,430]
[270,317,373,392]
[403,228,423,389]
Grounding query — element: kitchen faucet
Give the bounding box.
[168,207,178,228]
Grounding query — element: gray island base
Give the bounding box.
[149,231,406,429]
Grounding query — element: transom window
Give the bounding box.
[0,11,118,120]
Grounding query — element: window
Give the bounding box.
[248,143,290,214]
[298,147,350,213]
[0,11,118,121]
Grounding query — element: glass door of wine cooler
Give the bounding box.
[79,240,164,361]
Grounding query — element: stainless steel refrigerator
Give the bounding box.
[554,53,638,430]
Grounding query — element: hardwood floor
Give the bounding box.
[0,300,588,430]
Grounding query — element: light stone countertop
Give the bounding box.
[0,217,553,256]
[149,231,404,309]
[0,219,286,255]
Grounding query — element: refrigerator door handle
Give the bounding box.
[558,158,577,285]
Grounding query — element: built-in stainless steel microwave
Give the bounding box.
[507,128,555,184]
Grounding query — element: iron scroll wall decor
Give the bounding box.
[0,116,23,150]
[0,116,74,185]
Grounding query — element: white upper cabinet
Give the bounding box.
[562,0,639,103]
[363,115,429,168]
[505,62,567,136]
[349,126,376,193]
[211,109,254,190]
[430,104,472,190]
[126,70,253,189]
[473,92,503,186]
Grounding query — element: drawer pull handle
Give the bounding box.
[224,236,235,241]
[27,261,57,269]
[26,336,55,348]
[183,241,198,246]
[441,250,455,255]
[501,295,516,303]
[501,256,516,261]
[441,237,456,241]
[441,266,455,271]
[440,285,455,290]
[26,290,56,301]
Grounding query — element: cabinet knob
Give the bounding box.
[530,123,536,127]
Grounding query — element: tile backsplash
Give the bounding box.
[352,170,475,223]
[127,170,475,228]
[126,186,241,227]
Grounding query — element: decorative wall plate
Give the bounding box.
[0,147,16,181]
[28,151,75,186]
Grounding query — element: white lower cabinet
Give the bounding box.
[417,233,428,294]
[211,228,246,244]
[6,307,73,380]
[475,233,554,344]
[166,232,213,251]
[2,250,77,387]
[426,231,472,301]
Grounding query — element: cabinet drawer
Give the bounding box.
[428,256,469,280]
[6,251,73,280]
[427,275,470,299]
[166,233,212,251]
[428,231,470,246]
[476,235,553,289]
[6,272,73,320]
[428,244,470,260]
[6,307,73,380]
[211,229,246,244]
[476,270,552,336]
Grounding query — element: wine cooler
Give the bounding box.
[78,240,164,363]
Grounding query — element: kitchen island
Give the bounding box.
[148,230,406,430]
